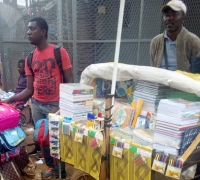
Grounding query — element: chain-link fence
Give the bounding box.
[0,0,200,90]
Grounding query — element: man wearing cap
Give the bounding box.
[150,0,200,72]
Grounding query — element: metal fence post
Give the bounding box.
[136,0,144,65]
[57,0,63,46]
[72,0,78,82]
[0,19,7,91]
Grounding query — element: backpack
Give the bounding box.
[0,126,26,153]
[27,45,62,76]
[0,103,20,132]
[33,119,49,148]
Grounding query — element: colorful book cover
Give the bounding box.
[112,103,135,127]
[179,125,200,155]
[96,78,136,101]
[145,112,156,130]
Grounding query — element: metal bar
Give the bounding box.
[76,39,151,43]
[2,40,73,43]
[2,39,152,44]
[111,0,125,96]
[104,94,113,177]
[0,18,7,91]
[136,0,144,65]
[72,0,78,82]
[57,0,63,46]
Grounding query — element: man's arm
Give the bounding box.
[189,35,200,64]
[2,75,34,103]
[63,68,74,83]
[150,39,155,66]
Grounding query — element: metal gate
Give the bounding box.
[0,0,200,91]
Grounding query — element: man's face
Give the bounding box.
[27,21,45,45]
[18,63,25,75]
[163,8,184,33]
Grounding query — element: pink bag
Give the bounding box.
[0,103,20,131]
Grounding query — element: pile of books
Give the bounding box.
[133,81,176,113]
[153,99,200,155]
[59,83,94,121]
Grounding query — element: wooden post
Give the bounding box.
[105,94,112,163]
[100,94,113,180]
[180,133,200,162]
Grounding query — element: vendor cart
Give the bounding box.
[57,0,200,178]
[56,62,200,180]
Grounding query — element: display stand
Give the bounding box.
[180,133,200,163]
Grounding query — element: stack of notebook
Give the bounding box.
[153,99,200,155]
[59,83,94,121]
[133,81,176,113]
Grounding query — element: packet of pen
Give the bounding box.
[152,152,168,174]
[165,157,182,179]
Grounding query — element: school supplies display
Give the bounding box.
[165,157,183,179]
[133,154,146,167]
[89,138,99,149]
[134,110,156,130]
[152,153,168,174]
[116,81,135,101]
[112,102,135,127]
[92,99,105,116]
[133,81,176,113]
[157,99,200,125]
[58,78,200,180]
[59,83,94,121]
[153,144,179,156]
[62,118,72,136]
[153,99,200,155]
[74,128,84,143]
[63,123,104,180]
[179,125,200,155]
[112,141,124,159]
[133,129,154,144]
[49,113,62,159]
[131,99,144,127]
[96,78,135,101]
[110,136,152,180]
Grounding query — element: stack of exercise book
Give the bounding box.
[153,99,200,155]
[132,81,176,113]
[59,83,94,121]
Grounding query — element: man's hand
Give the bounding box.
[2,98,11,104]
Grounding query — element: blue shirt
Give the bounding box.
[160,32,177,71]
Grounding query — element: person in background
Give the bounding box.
[15,59,27,94]
[150,0,200,72]
[3,17,73,179]
[12,59,28,111]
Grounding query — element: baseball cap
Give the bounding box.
[161,0,187,14]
